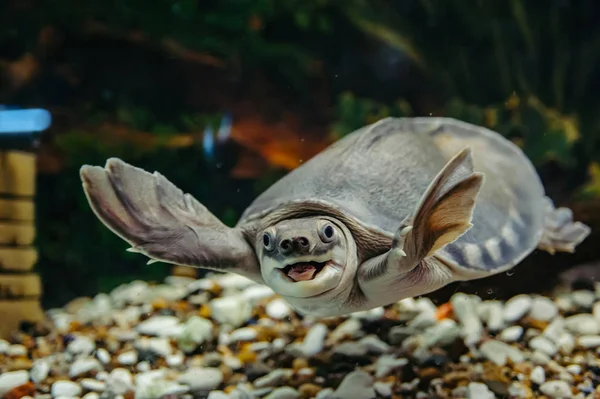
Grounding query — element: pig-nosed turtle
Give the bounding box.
[80,117,591,317]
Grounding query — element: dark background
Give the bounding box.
[2,0,600,308]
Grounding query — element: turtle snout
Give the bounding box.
[279,236,310,255]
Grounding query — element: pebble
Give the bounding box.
[578,335,600,348]
[209,296,253,327]
[294,323,328,357]
[450,294,482,344]
[136,315,181,336]
[529,336,558,356]
[373,381,392,397]
[466,382,495,399]
[530,365,545,385]
[96,348,111,364]
[499,325,524,342]
[80,378,106,392]
[565,314,600,335]
[0,370,29,397]
[69,357,103,377]
[539,380,573,398]
[263,387,300,399]
[331,370,375,399]
[117,350,138,365]
[51,380,82,397]
[106,368,134,394]
[254,369,293,388]
[571,290,596,309]
[503,294,533,323]
[178,367,224,392]
[66,335,96,356]
[529,296,559,321]
[265,298,292,320]
[30,360,50,383]
[479,339,525,366]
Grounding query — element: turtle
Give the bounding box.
[79,117,591,317]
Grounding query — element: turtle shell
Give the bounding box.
[238,117,546,273]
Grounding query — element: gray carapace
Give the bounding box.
[80,117,591,317]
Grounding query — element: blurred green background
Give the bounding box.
[2,0,600,307]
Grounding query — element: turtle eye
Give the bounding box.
[262,232,275,251]
[319,223,335,242]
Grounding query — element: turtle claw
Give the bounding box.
[126,247,140,253]
[146,259,160,265]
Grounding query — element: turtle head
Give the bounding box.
[256,216,357,304]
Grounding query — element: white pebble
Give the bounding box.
[81,378,106,392]
[96,348,111,364]
[297,323,328,357]
[106,368,134,395]
[373,381,393,397]
[556,333,575,354]
[565,313,600,335]
[466,382,494,399]
[8,344,27,357]
[529,296,558,321]
[136,315,181,336]
[0,370,30,397]
[566,364,582,375]
[178,367,224,391]
[82,393,100,399]
[479,340,525,366]
[485,301,505,331]
[499,325,524,342]
[229,327,258,342]
[117,351,138,365]
[503,295,532,323]
[529,336,558,356]
[30,360,50,383]
[0,339,10,354]
[265,298,292,320]
[69,357,103,377]
[530,366,545,385]
[166,352,185,367]
[593,302,600,322]
[51,380,82,397]
[577,335,600,348]
[176,316,213,353]
[451,293,483,344]
[66,335,96,356]
[210,295,253,327]
[571,290,595,309]
[539,380,572,398]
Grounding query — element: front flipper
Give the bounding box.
[359,148,483,300]
[80,158,262,282]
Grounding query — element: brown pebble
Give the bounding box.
[237,350,257,363]
[5,381,35,399]
[293,358,309,370]
[298,383,321,398]
[224,385,236,394]
[199,305,211,318]
[151,298,169,310]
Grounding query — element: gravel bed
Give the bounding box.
[1,273,600,399]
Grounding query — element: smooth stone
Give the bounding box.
[135,379,189,399]
[593,302,600,322]
[450,294,483,344]
[178,367,224,392]
[529,296,559,321]
[328,319,362,344]
[529,336,558,357]
[82,393,100,399]
[332,370,375,399]
[333,342,368,357]
[375,355,409,378]
[539,380,573,398]
[566,364,582,375]
[480,301,504,332]
[499,325,524,342]
[136,316,181,336]
[577,335,600,348]
[0,370,30,397]
[374,381,393,398]
[117,351,138,365]
[265,299,292,320]
[543,317,566,342]
[564,314,600,335]
[138,337,173,357]
[96,348,111,364]
[51,381,82,397]
[30,360,50,383]
[69,357,103,377]
[229,328,258,343]
[421,319,461,348]
[207,391,231,399]
[106,368,134,395]
[358,335,391,354]
[556,333,575,354]
[166,352,185,367]
[263,387,300,399]
[530,366,545,385]
[479,340,525,366]
[254,369,293,388]
[466,382,494,399]
[8,344,27,357]
[210,296,253,327]
[503,295,532,323]
[66,335,96,356]
[81,379,106,392]
[571,290,595,309]
[177,316,213,353]
[296,323,328,357]
[0,339,9,354]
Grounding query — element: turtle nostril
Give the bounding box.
[297,237,309,247]
[280,239,291,252]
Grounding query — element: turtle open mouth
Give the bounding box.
[283,261,328,282]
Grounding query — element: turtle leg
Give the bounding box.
[537,197,590,254]
[80,158,262,282]
[358,148,483,299]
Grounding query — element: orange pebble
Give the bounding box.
[237,350,257,363]
[151,298,168,310]
[436,302,454,320]
[5,382,35,399]
[199,305,212,318]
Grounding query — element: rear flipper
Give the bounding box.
[359,148,483,295]
[537,197,591,254]
[80,158,262,282]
